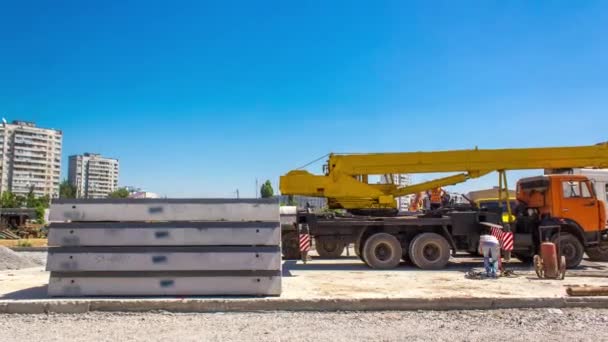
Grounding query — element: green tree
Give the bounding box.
[14,195,25,208]
[108,187,130,199]
[34,204,46,224]
[260,180,274,198]
[37,195,51,208]
[26,186,37,208]
[59,180,77,199]
[0,191,18,208]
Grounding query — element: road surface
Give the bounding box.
[1,308,607,341]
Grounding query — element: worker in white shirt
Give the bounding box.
[478,229,500,278]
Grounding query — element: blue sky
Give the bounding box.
[1,1,607,197]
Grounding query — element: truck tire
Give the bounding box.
[362,233,402,269]
[355,239,363,259]
[314,237,345,258]
[282,231,301,260]
[586,245,608,261]
[409,233,451,270]
[552,233,584,269]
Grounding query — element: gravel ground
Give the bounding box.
[0,247,41,270]
[1,308,607,341]
[16,251,47,266]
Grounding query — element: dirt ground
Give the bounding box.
[0,239,47,248]
[1,251,607,301]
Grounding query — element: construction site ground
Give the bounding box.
[0,239,48,248]
[1,250,607,313]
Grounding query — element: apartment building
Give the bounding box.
[69,153,119,198]
[379,174,412,211]
[0,120,62,197]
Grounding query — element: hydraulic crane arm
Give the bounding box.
[279,143,608,209]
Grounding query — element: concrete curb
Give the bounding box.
[2,297,608,314]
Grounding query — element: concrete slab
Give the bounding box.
[48,222,280,246]
[49,198,279,222]
[46,246,281,271]
[48,274,281,297]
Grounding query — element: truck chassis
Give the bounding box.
[282,209,520,270]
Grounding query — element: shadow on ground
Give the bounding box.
[283,255,533,271]
[1,285,48,300]
[282,256,606,273]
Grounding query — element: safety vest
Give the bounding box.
[430,188,442,204]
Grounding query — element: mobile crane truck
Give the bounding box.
[279,143,608,269]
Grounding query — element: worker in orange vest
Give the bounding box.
[428,187,445,211]
[408,192,424,212]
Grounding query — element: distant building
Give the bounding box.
[68,153,119,198]
[379,174,412,212]
[123,185,160,199]
[128,191,160,199]
[0,120,63,197]
[123,186,141,193]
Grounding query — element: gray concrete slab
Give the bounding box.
[48,275,281,297]
[46,246,282,271]
[49,198,279,222]
[48,222,280,246]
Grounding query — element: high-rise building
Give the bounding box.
[68,153,119,198]
[0,120,63,197]
[379,174,412,211]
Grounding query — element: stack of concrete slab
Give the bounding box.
[46,198,281,297]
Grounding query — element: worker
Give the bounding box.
[441,192,451,207]
[428,187,445,210]
[408,192,424,212]
[478,229,500,278]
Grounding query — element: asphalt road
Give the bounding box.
[1,308,607,342]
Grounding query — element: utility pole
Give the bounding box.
[255,178,258,199]
[235,189,240,199]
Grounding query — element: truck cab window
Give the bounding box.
[562,181,581,198]
[581,182,592,198]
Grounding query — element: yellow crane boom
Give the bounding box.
[279,144,608,209]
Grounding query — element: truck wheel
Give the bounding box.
[552,233,584,269]
[282,231,301,260]
[586,245,608,261]
[362,233,402,269]
[409,233,451,270]
[355,239,363,259]
[314,237,345,258]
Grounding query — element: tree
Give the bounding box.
[34,204,46,224]
[1,191,18,208]
[108,187,130,199]
[260,180,274,198]
[59,180,76,199]
[37,195,51,208]
[14,195,25,208]
[280,195,298,206]
[287,195,297,206]
[26,186,37,208]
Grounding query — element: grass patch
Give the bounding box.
[16,239,33,247]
